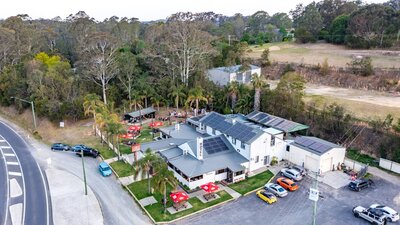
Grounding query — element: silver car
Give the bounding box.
[280,168,303,181]
[369,204,399,222]
[291,165,306,176]
[264,183,288,197]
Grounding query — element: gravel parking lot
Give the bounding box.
[172,174,400,225]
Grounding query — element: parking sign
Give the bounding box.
[309,188,319,202]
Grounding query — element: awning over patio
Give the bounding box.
[124,107,156,121]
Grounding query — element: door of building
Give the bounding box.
[226,169,233,183]
[264,155,270,165]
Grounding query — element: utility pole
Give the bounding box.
[228,35,231,46]
[309,170,320,225]
[81,148,88,195]
[11,97,37,130]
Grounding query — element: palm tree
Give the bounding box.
[130,91,143,111]
[105,113,124,157]
[141,88,153,108]
[227,81,239,111]
[235,93,253,114]
[83,93,105,135]
[133,149,164,194]
[153,164,178,212]
[186,87,208,117]
[251,73,267,111]
[150,95,164,111]
[168,85,186,111]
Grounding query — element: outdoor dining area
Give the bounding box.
[167,191,193,214]
[197,182,220,203]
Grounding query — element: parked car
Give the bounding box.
[348,179,373,192]
[76,147,100,158]
[280,168,303,181]
[51,143,70,151]
[291,165,306,176]
[256,190,277,204]
[99,162,112,177]
[369,204,399,222]
[264,183,288,197]
[71,144,89,152]
[277,177,299,192]
[353,206,387,225]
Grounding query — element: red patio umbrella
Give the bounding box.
[200,182,219,193]
[169,191,189,203]
[126,133,134,139]
[149,121,164,128]
[128,125,142,131]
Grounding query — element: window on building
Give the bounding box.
[212,128,216,135]
[271,136,275,146]
[241,142,245,149]
[234,170,244,176]
[255,156,259,163]
[286,145,290,152]
[232,138,236,145]
[216,168,226,174]
[191,175,203,181]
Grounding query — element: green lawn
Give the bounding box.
[127,178,157,200]
[145,190,232,222]
[119,144,132,155]
[346,149,379,167]
[109,160,134,177]
[135,128,154,143]
[94,144,117,160]
[229,170,274,195]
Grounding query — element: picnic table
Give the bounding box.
[203,193,217,201]
[173,201,187,211]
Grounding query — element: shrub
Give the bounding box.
[320,58,329,76]
[270,156,278,166]
[347,56,374,76]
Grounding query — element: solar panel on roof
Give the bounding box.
[203,137,230,155]
[247,111,260,118]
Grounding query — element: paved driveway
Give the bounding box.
[172,175,400,225]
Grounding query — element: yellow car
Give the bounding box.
[256,190,277,204]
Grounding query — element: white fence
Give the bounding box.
[379,158,400,174]
[343,158,367,172]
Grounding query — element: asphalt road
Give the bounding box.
[0,121,52,225]
[26,130,151,225]
[173,175,400,225]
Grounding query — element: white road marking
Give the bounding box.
[0,135,10,225]
[3,153,15,157]
[9,203,23,225]
[0,146,11,149]
[6,161,19,165]
[8,172,22,177]
[9,178,22,198]
[0,140,5,142]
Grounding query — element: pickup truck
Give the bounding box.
[353,206,387,225]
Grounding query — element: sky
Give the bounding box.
[1,0,388,21]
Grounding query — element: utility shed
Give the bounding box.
[287,136,345,173]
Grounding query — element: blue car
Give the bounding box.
[99,162,112,177]
[51,143,71,151]
[71,144,89,152]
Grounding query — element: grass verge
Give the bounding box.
[145,190,232,222]
[136,128,154,143]
[109,160,134,177]
[229,170,274,195]
[346,149,379,167]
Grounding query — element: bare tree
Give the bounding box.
[79,32,119,104]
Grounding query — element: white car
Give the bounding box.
[370,204,399,222]
[264,183,288,197]
[280,168,303,181]
[353,206,387,225]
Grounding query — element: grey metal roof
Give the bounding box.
[246,111,309,133]
[212,64,260,73]
[159,124,208,140]
[188,115,206,122]
[140,138,190,152]
[159,147,182,160]
[291,136,342,156]
[125,107,156,118]
[168,137,248,177]
[200,112,232,133]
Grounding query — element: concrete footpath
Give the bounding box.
[46,169,104,225]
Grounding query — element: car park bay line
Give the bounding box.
[6,161,19,165]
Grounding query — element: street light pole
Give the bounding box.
[81,149,88,195]
[10,97,37,130]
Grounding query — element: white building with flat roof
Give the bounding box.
[206,64,261,86]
